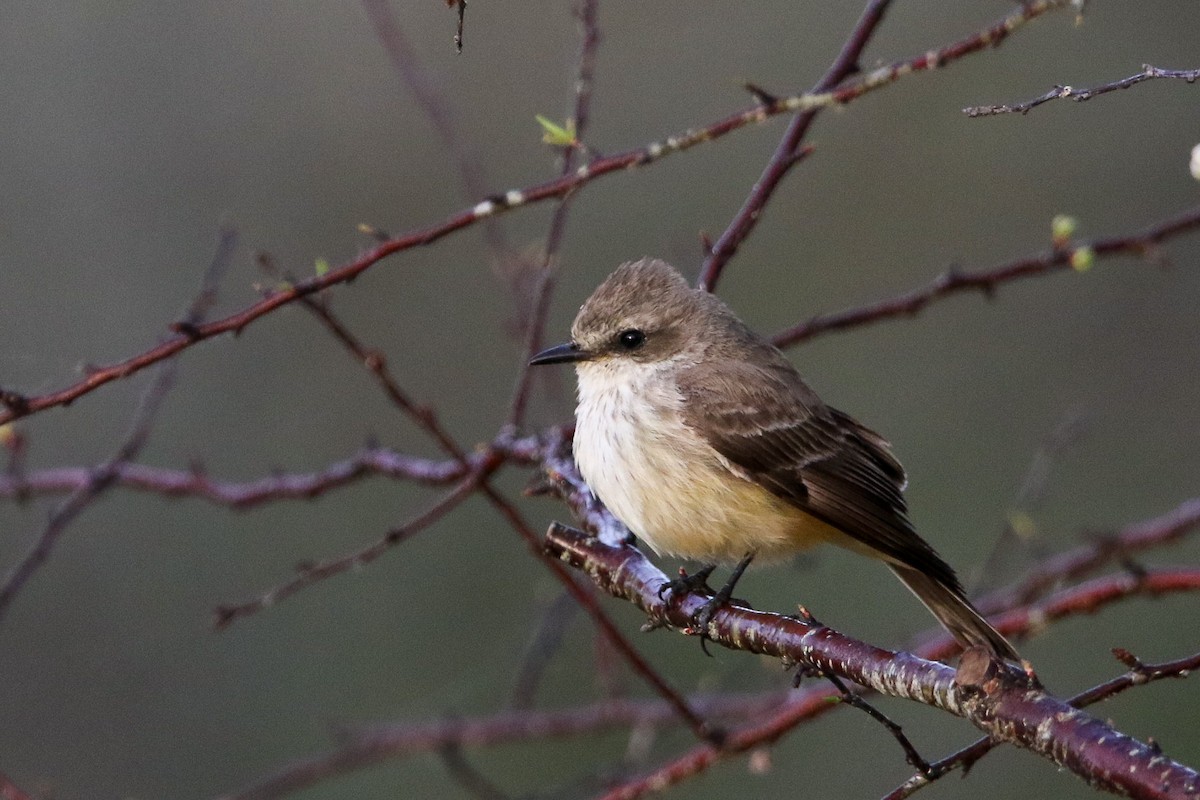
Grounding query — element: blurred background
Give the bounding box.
[1,2,1198,797]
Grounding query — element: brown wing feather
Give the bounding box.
[677,353,963,595]
[676,343,1018,658]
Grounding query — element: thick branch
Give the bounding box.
[545,524,1200,799]
[886,648,1200,799]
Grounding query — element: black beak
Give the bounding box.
[529,341,588,366]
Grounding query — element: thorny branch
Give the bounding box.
[537,431,1200,798]
[965,65,1200,117]
[220,626,1200,800]
[969,406,1088,595]
[590,572,1200,800]
[225,562,1200,800]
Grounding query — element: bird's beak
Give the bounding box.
[529,341,589,366]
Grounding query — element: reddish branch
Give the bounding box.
[597,572,1200,800]
[697,0,1084,289]
[965,65,1200,117]
[4,3,1197,797]
[545,524,1200,799]
[507,0,601,429]
[771,205,1200,348]
[980,495,1200,612]
[996,568,1200,648]
[0,229,235,621]
[0,441,540,507]
[211,470,491,629]
[291,287,713,743]
[218,564,1200,800]
[362,0,508,257]
[539,433,1200,797]
[887,647,1200,799]
[217,691,791,800]
[696,0,894,291]
[0,773,32,800]
[0,0,1081,428]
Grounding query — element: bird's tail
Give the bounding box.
[888,564,1019,661]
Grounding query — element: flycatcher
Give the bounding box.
[531,258,1017,661]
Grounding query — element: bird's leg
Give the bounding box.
[691,551,755,631]
[657,563,717,600]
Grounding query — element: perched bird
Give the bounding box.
[531,258,1017,660]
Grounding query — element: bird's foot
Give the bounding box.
[689,581,752,631]
[686,584,755,658]
[657,564,717,601]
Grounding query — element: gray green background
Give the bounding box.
[1,2,1198,798]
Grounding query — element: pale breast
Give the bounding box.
[574,361,832,563]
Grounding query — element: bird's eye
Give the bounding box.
[617,329,645,350]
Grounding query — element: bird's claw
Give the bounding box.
[657,564,717,601]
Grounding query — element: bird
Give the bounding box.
[530,258,1018,661]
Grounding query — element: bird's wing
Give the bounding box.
[677,355,962,593]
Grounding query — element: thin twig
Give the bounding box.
[0,227,237,622]
[0,0,1083,427]
[294,292,467,460]
[965,64,1200,117]
[296,271,716,745]
[510,589,580,709]
[214,691,791,800]
[969,406,1088,594]
[438,745,511,800]
[979,495,1200,613]
[823,670,932,777]
[506,0,601,430]
[697,0,894,291]
[450,0,466,52]
[211,471,489,629]
[361,0,506,255]
[771,205,1200,348]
